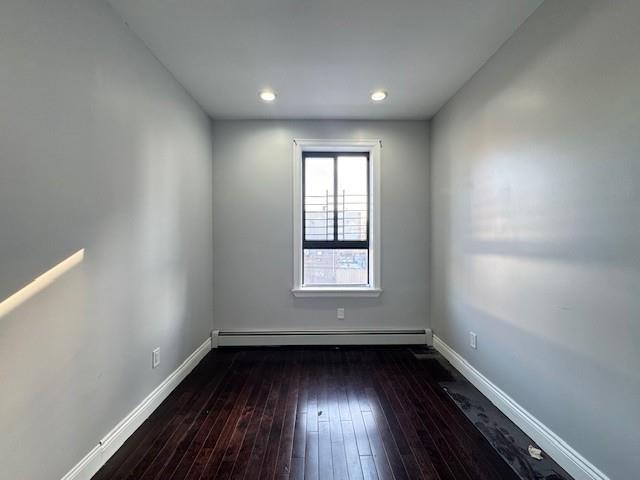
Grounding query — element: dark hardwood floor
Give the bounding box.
[93,347,518,480]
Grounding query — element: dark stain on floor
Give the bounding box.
[411,347,573,480]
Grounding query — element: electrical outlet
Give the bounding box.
[470,332,477,350]
[152,348,160,368]
[337,308,345,320]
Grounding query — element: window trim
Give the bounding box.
[292,139,381,297]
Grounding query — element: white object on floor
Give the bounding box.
[528,445,544,460]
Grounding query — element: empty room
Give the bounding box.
[1,0,638,479]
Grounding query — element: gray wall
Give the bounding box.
[0,0,213,478]
[212,120,429,332]
[430,1,640,478]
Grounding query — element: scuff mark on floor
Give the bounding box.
[411,347,573,480]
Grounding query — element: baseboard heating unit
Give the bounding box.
[212,329,432,347]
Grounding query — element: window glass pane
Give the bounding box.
[303,249,368,285]
[337,156,368,241]
[304,157,334,241]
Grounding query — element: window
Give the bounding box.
[303,153,369,285]
[292,140,381,297]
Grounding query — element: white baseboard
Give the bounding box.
[214,328,432,347]
[61,337,212,480]
[433,335,609,480]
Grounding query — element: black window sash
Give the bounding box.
[302,151,370,250]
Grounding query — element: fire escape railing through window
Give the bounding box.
[302,152,370,283]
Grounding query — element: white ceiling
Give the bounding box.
[108,0,543,119]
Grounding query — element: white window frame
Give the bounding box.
[292,139,382,298]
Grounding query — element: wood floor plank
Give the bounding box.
[274,351,303,479]
[361,410,394,480]
[341,420,364,480]
[360,455,380,480]
[94,353,233,480]
[208,353,270,479]
[180,352,256,479]
[290,457,305,480]
[167,354,247,480]
[260,353,296,480]
[297,350,310,415]
[318,420,334,480]
[364,386,412,480]
[228,359,275,480]
[327,352,349,480]
[344,353,372,457]
[163,358,244,479]
[143,356,240,480]
[306,352,319,434]
[161,367,236,479]
[304,430,319,480]
[292,412,307,460]
[243,352,287,479]
[126,354,240,480]
[391,350,518,480]
[330,439,349,480]
[384,350,473,480]
[93,347,522,480]
[371,366,433,480]
[215,375,268,479]
[317,350,329,426]
[373,351,448,480]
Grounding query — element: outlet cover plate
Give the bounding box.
[152,348,160,368]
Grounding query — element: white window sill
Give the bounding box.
[291,287,382,298]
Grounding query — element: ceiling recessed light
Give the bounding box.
[370,90,387,102]
[259,90,277,102]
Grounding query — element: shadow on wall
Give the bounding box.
[448,4,640,271]
[463,152,640,269]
